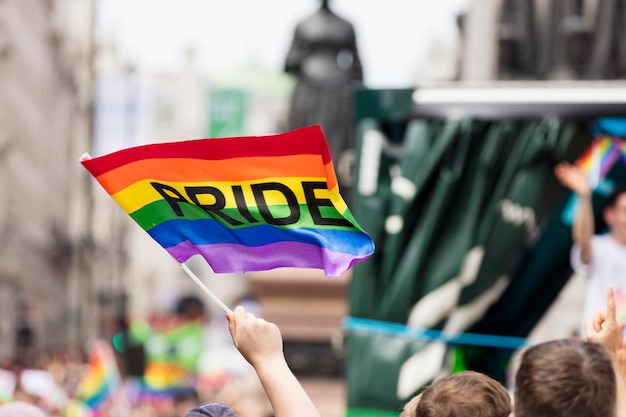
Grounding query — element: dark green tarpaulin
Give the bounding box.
[347,88,594,415]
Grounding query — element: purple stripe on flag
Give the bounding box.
[167,241,364,277]
[600,146,622,178]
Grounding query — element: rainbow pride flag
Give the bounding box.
[577,135,626,183]
[76,340,122,412]
[562,134,626,226]
[81,126,374,277]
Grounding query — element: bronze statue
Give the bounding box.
[284,0,363,203]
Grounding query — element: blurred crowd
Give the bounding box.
[0,296,272,417]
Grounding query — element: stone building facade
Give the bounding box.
[0,0,95,361]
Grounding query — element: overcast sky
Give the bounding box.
[96,0,467,87]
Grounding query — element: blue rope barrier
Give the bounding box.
[343,316,539,350]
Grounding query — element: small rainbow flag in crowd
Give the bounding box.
[75,340,122,413]
[577,135,626,184]
[562,134,626,226]
[81,126,374,277]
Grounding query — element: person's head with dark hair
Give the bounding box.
[176,295,206,321]
[184,403,239,417]
[400,371,511,417]
[605,186,626,208]
[513,339,616,417]
[175,387,201,417]
[604,185,626,244]
[175,386,199,402]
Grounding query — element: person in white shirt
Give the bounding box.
[555,162,626,326]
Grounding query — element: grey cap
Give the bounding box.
[0,401,49,417]
[184,403,239,417]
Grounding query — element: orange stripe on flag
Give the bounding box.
[96,154,334,195]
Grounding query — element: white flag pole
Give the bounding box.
[180,263,233,314]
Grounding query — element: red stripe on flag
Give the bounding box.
[83,125,331,177]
